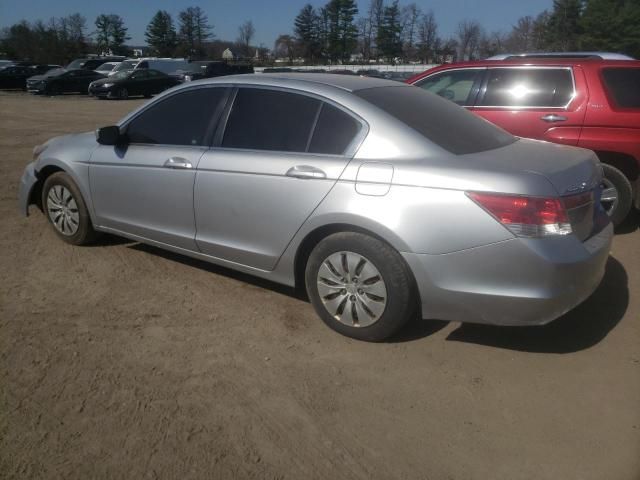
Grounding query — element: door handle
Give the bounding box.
[164,157,193,169]
[540,114,568,123]
[286,165,327,179]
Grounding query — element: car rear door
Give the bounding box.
[471,66,588,146]
[90,86,230,250]
[193,86,365,270]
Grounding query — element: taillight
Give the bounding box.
[467,192,572,237]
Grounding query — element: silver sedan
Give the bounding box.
[19,73,613,341]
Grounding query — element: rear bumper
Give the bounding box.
[403,222,613,326]
[18,162,38,216]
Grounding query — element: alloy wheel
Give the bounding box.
[600,177,619,217]
[316,251,387,327]
[46,185,79,236]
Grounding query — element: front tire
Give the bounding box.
[305,232,417,341]
[600,163,632,227]
[42,172,98,245]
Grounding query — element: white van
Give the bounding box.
[109,58,191,77]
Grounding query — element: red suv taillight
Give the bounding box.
[467,192,572,237]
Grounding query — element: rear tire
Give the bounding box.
[305,232,417,342]
[600,163,632,227]
[42,172,99,245]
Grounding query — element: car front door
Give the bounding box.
[194,86,365,270]
[127,70,148,96]
[89,86,230,250]
[471,66,588,145]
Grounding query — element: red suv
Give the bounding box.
[407,54,640,225]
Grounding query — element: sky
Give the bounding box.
[0,0,554,48]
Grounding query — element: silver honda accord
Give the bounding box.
[18,73,613,341]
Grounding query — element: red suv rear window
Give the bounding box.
[602,68,640,108]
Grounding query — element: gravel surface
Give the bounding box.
[1,91,639,480]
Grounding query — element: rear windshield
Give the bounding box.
[602,68,640,108]
[355,86,516,155]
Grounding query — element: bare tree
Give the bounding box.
[401,3,421,60]
[274,34,296,63]
[366,0,384,59]
[417,10,438,62]
[456,19,482,60]
[506,16,536,52]
[237,20,255,57]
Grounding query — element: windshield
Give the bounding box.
[96,63,116,72]
[355,86,516,155]
[108,71,132,81]
[113,60,138,72]
[43,68,65,78]
[66,59,86,69]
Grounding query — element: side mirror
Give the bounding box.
[95,125,123,145]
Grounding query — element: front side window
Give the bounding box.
[125,88,228,146]
[222,88,320,152]
[602,68,640,108]
[414,69,483,106]
[479,68,574,108]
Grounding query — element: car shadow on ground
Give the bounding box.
[117,239,626,352]
[444,256,628,354]
[615,208,639,235]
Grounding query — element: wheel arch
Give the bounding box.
[292,222,422,317]
[30,164,65,212]
[595,150,639,182]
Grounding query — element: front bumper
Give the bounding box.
[403,221,613,326]
[88,86,111,97]
[18,161,38,216]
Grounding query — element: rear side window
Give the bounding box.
[308,104,361,154]
[126,88,228,146]
[414,69,483,106]
[223,88,320,152]
[479,68,574,107]
[357,86,515,155]
[602,68,640,108]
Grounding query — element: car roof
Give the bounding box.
[487,52,635,61]
[194,72,408,92]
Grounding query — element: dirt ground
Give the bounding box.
[0,91,638,480]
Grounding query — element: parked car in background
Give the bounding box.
[407,53,640,225]
[95,62,121,75]
[88,69,180,99]
[0,64,60,89]
[108,58,192,78]
[19,73,612,341]
[27,69,105,95]
[0,60,14,69]
[181,61,254,81]
[65,56,126,71]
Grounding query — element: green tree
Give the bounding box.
[178,6,213,58]
[294,4,321,63]
[580,0,640,58]
[145,11,177,57]
[545,0,584,50]
[95,14,130,55]
[377,0,403,60]
[325,0,358,63]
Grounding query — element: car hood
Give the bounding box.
[28,68,66,81]
[35,132,98,169]
[91,77,121,86]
